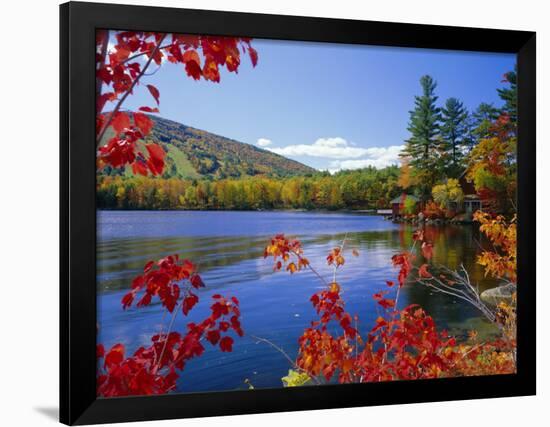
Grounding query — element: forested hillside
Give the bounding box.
[99,115,315,179]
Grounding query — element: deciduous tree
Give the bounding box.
[95,30,258,176]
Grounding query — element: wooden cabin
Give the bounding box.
[390,194,419,217]
[458,171,482,214]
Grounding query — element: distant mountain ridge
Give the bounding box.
[100,114,316,179]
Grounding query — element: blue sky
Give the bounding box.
[108,36,515,172]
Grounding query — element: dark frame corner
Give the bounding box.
[60,1,536,424]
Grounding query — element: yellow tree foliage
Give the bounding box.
[474,210,517,350]
[474,211,517,283]
[432,178,464,208]
[466,136,516,213]
[398,158,415,189]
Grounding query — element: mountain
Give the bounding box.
[100,115,316,179]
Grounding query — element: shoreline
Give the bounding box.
[96,207,381,214]
[97,208,478,226]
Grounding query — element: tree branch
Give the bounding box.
[249,334,321,385]
[122,43,173,65]
[96,34,167,146]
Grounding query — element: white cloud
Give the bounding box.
[257,138,273,147]
[328,145,405,172]
[265,136,404,170]
[313,137,348,148]
[267,137,369,159]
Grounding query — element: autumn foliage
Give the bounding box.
[96,30,257,177]
[97,255,243,397]
[264,226,516,386]
[95,33,518,394]
[474,211,517,283]
[97,214,517,396]
[474,211,517,344]
[95,34,255,396]
[465,73,517,214]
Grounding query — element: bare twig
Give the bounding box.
[395,238,418,308]
[300,254,329,287]
[332,233,348,284]
[249,334,321,385]
[414,264,496,323]
[249,335,295,366]
[122,43,173,65]
[156,296,181,371]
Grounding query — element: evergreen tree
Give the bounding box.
[400,75,442,196]
[440,97,469,176]
[473,102,500,123]
[497,66,517,122]
[472,102,500,140]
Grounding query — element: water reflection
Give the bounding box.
[97,211,499,393]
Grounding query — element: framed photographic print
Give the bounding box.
[60,1,536,424]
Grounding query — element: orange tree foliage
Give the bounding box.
[466,135,516,213]
[97,255,243,397]
[97,218,517,395]
[397,157,417,190]
[264,230,515,385]
[95,30,257,176]
[474,211,517,283]
[474,211,517,344]
[466,74,517,214]
[422,200,445,219]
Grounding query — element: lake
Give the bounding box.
[97,210,499,393]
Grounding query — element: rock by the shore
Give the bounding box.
[480,283,516,306]
[392,212,475,225]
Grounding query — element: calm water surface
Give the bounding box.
[97,210,498,393]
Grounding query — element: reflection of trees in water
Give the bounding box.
[397,224,497,288]
[98,235,269,290]
[394,224,500,333]
[305,226,499,338]
[98,230,399,291]
[98,223,496,322]
[98,223,500,355]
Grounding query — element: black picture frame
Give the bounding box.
[60,1,536,424]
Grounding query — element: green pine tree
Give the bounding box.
[497,66,517,123]
[440,97,469,176]
[472,102,500,140]
[400,75,442,196]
